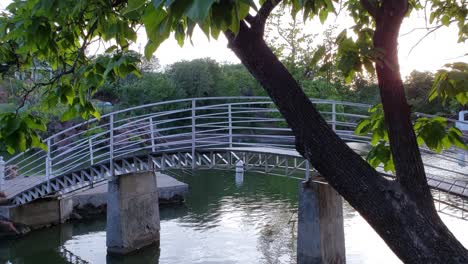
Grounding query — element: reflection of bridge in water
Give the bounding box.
[58,246,89,264]
[2,97,467,219]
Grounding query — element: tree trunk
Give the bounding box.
[373,0,434,211]
[224,22,468,262]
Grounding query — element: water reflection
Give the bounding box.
[1,170,467,264]
[0,224,70,264]
[106,247,160,264]
[235,172,244,187]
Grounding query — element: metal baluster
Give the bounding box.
[110,114,114,176]
[89,138,94,165]
[191,99,196,169]
[88,138,95,188]
[150,117,156,153]
[0,156,4,192]
[332,101,336,131]
[46,138,52,192]
[228,104,232,148]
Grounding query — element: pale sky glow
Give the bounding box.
[133,28,240,68]
[398,12,467,76]
[1,0,466,77]
[129,7,467,77]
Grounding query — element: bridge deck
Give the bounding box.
[2,172,188,202]
[3,146,467,203]
[209,146,468,199]
[3,175,44,199]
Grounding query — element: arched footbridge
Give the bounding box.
[2,97,467,219]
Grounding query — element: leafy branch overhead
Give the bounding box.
[0,0,466,155]
[429,62,468,106]
[355,104,467,172]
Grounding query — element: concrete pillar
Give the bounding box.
[106,171,160,255]
[235,160,244,186]
[297,178,345,264]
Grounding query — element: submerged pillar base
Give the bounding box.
[297,178,345,264]
[106,171,160,255]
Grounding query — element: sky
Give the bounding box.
[1,0,467,77]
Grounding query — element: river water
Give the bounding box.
[1,170,467,264]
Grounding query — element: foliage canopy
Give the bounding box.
[0,0,466,158]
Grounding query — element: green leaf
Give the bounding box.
[105,45,118,53]
[363,59,375,75]
[441,15,450,26]
[319,9,328,24]
[186,0,216,22]
[61,106,78,121]
[366,141,395,172]
[124,0,147,14]
[144,40,158,60]
[143,4,167,42]
[23,115,46,131]
[17,131,26,152]
[310,45,325,65]
[354,119,371,135]
[430,62,468,105]
[174,22,185,46]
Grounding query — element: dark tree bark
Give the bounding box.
[223,0,468,262]
[372,0,434,210]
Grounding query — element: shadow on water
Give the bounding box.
[0,218,106,263]
[0,222,72,264]
[0,212,169,264]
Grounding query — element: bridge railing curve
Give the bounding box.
[2,97,467,196]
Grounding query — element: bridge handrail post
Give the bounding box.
[305,160,310,180]
[0,156,4,192]
[46,138,52,192]
[332,101,337,131]
[89,138,94,165]
[228,104,232,148]
[191,99,196,169]
[150,117,156,153]
[110,113,115,176]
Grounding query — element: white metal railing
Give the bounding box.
[0,156,4,192]
[1,97,467,193]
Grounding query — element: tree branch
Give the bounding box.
[244,14,255,25]
[360,0,378,17]
[15,19,98,115]
[405,23,454,55]
[373,0,434,208]
[251,0,282,36]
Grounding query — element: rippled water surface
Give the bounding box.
[1,170,467,264]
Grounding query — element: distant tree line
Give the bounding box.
[90,57,459,117]
[1,55,460,126]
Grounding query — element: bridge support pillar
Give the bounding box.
[235,160,244,186]
[297,178,345,264]
[106,171,160,255]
